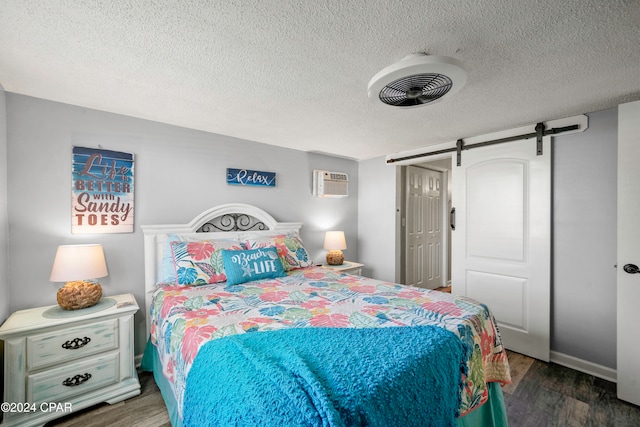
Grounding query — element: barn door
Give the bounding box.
[451,136,551,361]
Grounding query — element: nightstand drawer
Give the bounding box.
[27,351,119,403]
[26,319,118,370]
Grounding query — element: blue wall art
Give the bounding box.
[226,168,276,187]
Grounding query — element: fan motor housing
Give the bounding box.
[368,54,467,108]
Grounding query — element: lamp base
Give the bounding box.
[57,281,102,310]
[326,250,344,265]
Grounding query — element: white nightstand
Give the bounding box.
[0,293,141,427]
[321,261,364,275]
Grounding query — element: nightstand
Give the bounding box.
[0,293,141,427]
[321,261,364,275]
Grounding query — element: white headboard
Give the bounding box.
[141,203,302,334]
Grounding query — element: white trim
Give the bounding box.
[550,350,617,383]
[385,114,589,166]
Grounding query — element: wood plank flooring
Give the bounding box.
[45,351,640,427]
[45,370,171,427]
[503,352,640,426]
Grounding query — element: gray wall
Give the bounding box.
[1,91,620,368]
[552,108,617,368]
[5,94,358,355]
[358,156,398,282]
[358,108,619,368]
[0,85,8,323]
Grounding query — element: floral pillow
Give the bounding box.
[171,240,243,286]
[222,247,286,286]
[242,231,312,271]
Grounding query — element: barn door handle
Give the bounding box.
[450,208,456,230]
[623,264,640,274]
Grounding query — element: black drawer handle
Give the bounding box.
[62,373,92,387]
[61,336,91,350]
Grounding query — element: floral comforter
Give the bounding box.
[149,266,511,417]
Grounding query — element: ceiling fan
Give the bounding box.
[368,53,467,108]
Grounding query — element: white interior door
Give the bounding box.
[617,100,640,406]
[406,166,443,289]
[452,137,551,361]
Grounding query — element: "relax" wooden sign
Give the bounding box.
[226,168,276,187]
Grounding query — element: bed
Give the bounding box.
[140,203,511,427]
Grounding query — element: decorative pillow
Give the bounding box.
[157,234,182,284]
[222,247,286,286]
[171,240,243,286]
[242,231,312,271]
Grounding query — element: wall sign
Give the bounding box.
[227,168,276,187]
[72,146,134,234]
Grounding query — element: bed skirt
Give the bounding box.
[141,339,508,427]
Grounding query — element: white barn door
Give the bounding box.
[452,136,551,361]
[617,100,640,406]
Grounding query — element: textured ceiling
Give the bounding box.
[1,1,639,160]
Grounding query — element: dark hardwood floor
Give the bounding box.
[503,352,640,426]
[45,351,640,427]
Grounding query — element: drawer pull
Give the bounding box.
[61,336,91,350]
[62,373,92,387]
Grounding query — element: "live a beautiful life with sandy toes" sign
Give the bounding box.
[72,146,134,234]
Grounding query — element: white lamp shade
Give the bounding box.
[324,231,347,250]
[49,244,108,282]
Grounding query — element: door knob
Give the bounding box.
[623,264,640,274]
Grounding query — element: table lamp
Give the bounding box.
[324,231,347,265]
[49,244,108,310]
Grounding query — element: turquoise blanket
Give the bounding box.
[183,326,469,427]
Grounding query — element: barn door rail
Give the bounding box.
[386,122,580,166]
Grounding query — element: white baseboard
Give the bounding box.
[135,353,143,368]
[550,350,617,383]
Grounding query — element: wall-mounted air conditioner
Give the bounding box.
[313,170,349,198]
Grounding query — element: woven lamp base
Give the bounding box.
[57,281,102,310]
[326,250,344,265]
